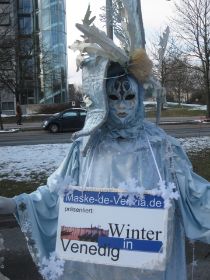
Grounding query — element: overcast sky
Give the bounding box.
[66,0,176,84]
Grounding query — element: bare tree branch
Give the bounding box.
[172,0,210,115]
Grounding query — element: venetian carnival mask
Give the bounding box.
[107,76,139,127]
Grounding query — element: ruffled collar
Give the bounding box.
[103,121,144,139]
[102,120,166,142]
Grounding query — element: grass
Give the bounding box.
[0,177,47,197]
[146,108,206,118]
[188,149,210,181]
[0,150,209,197]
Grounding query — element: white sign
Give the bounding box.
[56,188,172,271]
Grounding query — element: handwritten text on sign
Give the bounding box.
[56,189,171,271]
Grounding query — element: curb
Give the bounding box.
[159,120,202,125]
[0,127,42,133]
[14,127,42,132]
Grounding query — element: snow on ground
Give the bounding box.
[0,143,69,181]
[0,129,19,133]
[0,137,210,182]
[143,101,207,111]
[179,136,210,152]
[166,102,207,111]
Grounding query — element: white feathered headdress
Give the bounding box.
[70,1,152,83]
[70,1,153,155]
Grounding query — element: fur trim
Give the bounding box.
[128,49,153,83]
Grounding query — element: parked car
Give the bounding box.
[42,108,86,133]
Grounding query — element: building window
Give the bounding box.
[0,13,10,25]
[2,60,13,70]
[19,57,34,80]
[19,16,32,34]
[51,30,58,45]
[18,0,32,13]
[2,102,14,111]
[19,38,33,55]
[42,9,50,28]
[54,93,61,103]
[35,13,39,31]
[28,98,34,104]
[34,0,38,10]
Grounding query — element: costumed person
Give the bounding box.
[16,101,22,125]
[1,2,210,280]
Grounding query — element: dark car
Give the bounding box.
[42,108,86,133]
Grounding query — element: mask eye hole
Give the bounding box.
[125,94,135,100]
[109,95,119,100]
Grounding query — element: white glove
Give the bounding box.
[0,196,16,214]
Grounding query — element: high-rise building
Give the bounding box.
[0,0,68,114]
[0,0,16,114]
[37,0,67,104]
[17,0,39,105]
[17,0,68,104]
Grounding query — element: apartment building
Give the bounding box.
[0,0,67,115]
[0,0,16,114]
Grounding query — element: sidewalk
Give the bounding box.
[1,122,42,132]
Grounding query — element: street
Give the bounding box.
[161,123,210,137]
[0,123,210,146]
[0,130,73,146]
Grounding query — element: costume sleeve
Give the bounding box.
[47,141,80,192]
[171,138,210,243]
[13,141,80,267]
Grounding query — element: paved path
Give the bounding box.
[0,217,43,280]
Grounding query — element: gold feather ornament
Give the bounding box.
[128,49,153,84]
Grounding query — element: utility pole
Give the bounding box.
[136,0,146,49]
[156,26,170,125]
[106,0,113,39]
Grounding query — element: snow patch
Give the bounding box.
[0,137,210,182]
[178,136,210,152]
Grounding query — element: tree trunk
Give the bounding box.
[204,71,210,117]
[0,92,3,130]
[207,89,210,117]
[178,87,181,106]
[0,113,4,130]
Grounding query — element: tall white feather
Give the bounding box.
[76,23,129,65]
